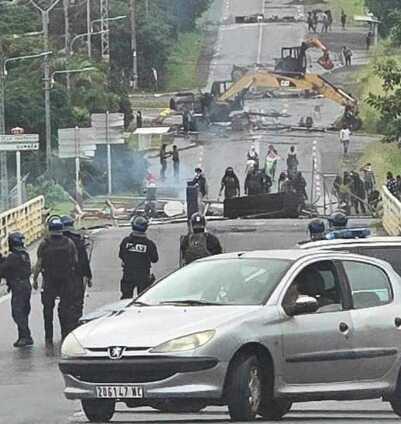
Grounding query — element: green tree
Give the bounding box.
[366,60,401,142]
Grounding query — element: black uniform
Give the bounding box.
[37,235,79,341]
[64,230,92,319]
[119,232,159,299]
[0,250,32,341]
[180,232,223,266]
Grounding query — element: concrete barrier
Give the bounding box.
[382,186,401,236]
[0,196,45,255]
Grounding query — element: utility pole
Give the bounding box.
[145,0,149,19]
[30,0,61,172]
[63,0,71,92]
[100,0,110,61]
[129,0,138,89]
[0,42,7,210]
[87,0,91,58]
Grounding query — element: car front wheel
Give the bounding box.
[227,354,262,421]
[81,399,115,422]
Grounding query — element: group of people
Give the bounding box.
[2,215,92,348]
[307,9,333,33]
[332,164,377,215]
[159,144,180,182]
[386,172,401,200]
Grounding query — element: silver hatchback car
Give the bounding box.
[59,250,401,422]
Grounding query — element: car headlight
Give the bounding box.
[61,333,87,358]
[151,330,216,353]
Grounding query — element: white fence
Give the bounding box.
[382,186,401,236]
[0,196,45,255]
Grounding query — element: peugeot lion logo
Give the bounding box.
[108,346,125,360]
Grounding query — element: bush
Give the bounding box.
[27,176,70,208]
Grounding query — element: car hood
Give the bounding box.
[74,305,261,349]
[79,299,132,323]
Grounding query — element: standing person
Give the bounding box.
[344,47,353,67]
[326,10,333,31]
[294,172,308,204]
[33,217,79,346]
[339,172,352,215]
[136,111,143,129]
[386,172,398,197]
[366,31,373,50]
[397,175,401,198]
[247,145,259,169]
[245,166,262,195]
[312,10,318,32]
[332,175,342,201]
[286,145,299,180]
[350,172,367,214]
[307,12,314,32]
[219,167,240,200]
[264,145,280,181]
[321,12,329,33]
[360,162,376,196]
[192,168,208,199]
[119,216,159,299]
[341,9,347,30]
[180,213,223,266]
[61,216,92,320]
[0,233,33,348]
[159,144,169,181]
[172,145,180,181]
[339,125,351,155]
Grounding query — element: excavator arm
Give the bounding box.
[218,70,357,107]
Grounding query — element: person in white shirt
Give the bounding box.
[339,125,351,155]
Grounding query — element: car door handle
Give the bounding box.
[339,322,349,333]
[395,318,401,328]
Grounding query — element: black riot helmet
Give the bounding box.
[8,232,26,252]
[308,219,326,241]
[328,211,348,229]
[131,215,149,233]
[47,215,64,235]
[190,212,206,233]
[61,215,75,229]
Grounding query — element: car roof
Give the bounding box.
[299,236,401,250]
[202,249,372,262]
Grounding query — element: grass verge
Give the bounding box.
[165,31,203,91]
[327,0,365,17]
[359,142,401,186]
[49,200,75,216]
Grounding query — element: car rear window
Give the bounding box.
[357,246,401,276]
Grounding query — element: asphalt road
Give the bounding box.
[0,0,385,423]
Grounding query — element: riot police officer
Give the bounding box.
[119,216,159,299]
[0,232,33,347]
[61,215,93,319]
[180,213,223,266]
[328,211,348,230]
[33,216,79,345]
[308,218,326,241]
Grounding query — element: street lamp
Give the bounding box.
[70,30,108,53]
[0,50,52,210]
[88,15,127,58]
[50,67,95,87]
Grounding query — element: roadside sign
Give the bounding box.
[91,113,125,145]
[0,134,39,143]
[0,143,39,151]
[58,127,96,159]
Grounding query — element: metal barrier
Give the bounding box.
[382,186,401,236]
[0,196,45,255]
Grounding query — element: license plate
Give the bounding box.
[95,385,144,399]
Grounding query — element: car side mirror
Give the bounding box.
[285,295,319,316]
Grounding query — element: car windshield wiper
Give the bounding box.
[159,299,223,306]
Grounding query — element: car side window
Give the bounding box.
[357,246,401,276]
[342,261,393,309]
[283,261,343,314]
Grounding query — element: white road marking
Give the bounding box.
[256,0,266,64]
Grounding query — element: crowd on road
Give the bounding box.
[385,171,401,200]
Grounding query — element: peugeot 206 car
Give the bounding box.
[59,250,401,422]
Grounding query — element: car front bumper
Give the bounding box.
[59,356,227,401]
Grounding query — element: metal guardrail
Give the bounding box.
[382,186,401,236]
[0,196,45,255]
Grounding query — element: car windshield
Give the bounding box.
[138,258,292,306]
